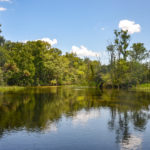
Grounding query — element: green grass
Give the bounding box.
[0,86,26,92]
[132,83,150,91]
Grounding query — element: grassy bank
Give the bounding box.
[132,83,150,91]
[0,86,26,92]
[1,84,150,93]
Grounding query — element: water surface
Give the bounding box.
[0,87,150,150]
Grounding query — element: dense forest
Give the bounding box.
[0,25,149,88]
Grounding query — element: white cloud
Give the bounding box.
[0,7,6,11]
[120,134,142,150]
[72,110,100,126]
[119,20,141,34]
[0,0,10,2]
[38,38,57,46]
[70,45,109,64]
[22,38,58,46]
[71,45,100,58]
[22,40,28,43]
[43,121,58,133]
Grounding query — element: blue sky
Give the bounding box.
[0,0,150,62]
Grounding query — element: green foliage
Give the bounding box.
[130,43,149,62]
[114,29,130,60]
[105,29,150,88]
[0,24,149,89]
[0,68,4,85]
[0,34,102,86]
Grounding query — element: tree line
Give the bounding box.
[0,25,149,88]
[0,25,101,86]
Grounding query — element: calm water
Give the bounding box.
[0,87,150,150]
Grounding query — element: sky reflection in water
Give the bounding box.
[0,87,150,150]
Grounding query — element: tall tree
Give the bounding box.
[114,30,130,60]
[130,43,149,62]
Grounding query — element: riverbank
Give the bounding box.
[0,85,74,92]
[132,83,150,91]
[0,86,26,92]
[0,84,150,93]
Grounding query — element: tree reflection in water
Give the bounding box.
[0,87,150,148]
